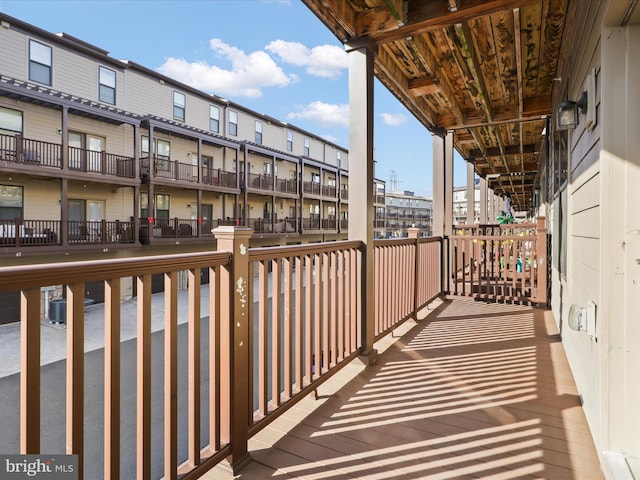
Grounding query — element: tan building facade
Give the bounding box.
[0,13,351,260]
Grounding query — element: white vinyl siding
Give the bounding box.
[0,26,26,78]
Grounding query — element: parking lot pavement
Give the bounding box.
[0,287,210,378]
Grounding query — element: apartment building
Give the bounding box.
[383,190,432,238]
[0,13,350,262]
[452,184,479,225]
[0,13,354,319]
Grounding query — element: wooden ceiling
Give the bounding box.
[302,0,570,211]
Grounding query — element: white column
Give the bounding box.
[489,189,496,222]
[466,161,475,224]
[444,131,454,237]
[432,133,445,237]
[479,177,488,224]
[432,131,454,236]
[346,38,377,363]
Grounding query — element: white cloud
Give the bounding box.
[320,134,339,143]
[380,113,407,126]
[156,38,297,98]
[266,40,347,78]
[287,101,349,127]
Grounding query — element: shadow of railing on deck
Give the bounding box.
[249,298,603,479]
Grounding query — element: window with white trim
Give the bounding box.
[229,110,238,136]
[29,40,52,85]
[98,66,116,104]
[0,107,23,135]
[0,185,23,220]
[173,91,186,122]
[286,130,293,152]
[303,137,310,157]
[209,105,220,133]
[255,121,263,144]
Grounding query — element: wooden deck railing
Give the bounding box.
[0,227,445,479]
[248,241,362,435]
[373,229,442,339]
[449,217,548,306]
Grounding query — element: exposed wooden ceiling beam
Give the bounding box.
[439,105,548,129]
[375,49,439,129]
[457,22,494,121]
[408,76,440,96]
[369,0,542,44]
[409,36,466,123]
[301,0,358,42]
[468,143,538,159]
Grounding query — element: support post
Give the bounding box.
[346,37,377,365]
[434,131,454,292]
[535,216,548,306]
[407,227,420,317]
[479,177,488,224]
[214,226,253,474]
[466,161,475,225]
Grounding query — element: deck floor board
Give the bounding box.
[206,297,604,479]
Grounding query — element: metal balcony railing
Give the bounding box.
[0,133,61,169]
[0,133,136,177]
[0,219,135,247]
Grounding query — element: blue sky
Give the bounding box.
[0,0,469,196]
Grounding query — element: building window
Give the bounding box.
[0,185,23,220]
[286,130,293,152]
[304,138,310,157]
[173,91,186,122]
[209,105,220,133]
[556,130,568,192]
[229,110,238,136]
[263,202,272,220]
[98,66,116,104]
[311,172,320,183]
[337,151,342,169]
[142,136,171,171]
[255,121,263,144]
[0,107,23,134]
[29,40,52,85]
[155,194,170,219]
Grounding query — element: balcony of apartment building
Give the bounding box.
[0,132,137,181]
[242,145,299,196]
[139,117,240,194]
[300,198,339,235]
[301,161,339,202]
[339,173,349,202]
[0,218,604,479]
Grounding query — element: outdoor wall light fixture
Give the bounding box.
[557,91,588,130]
